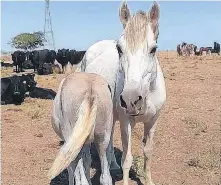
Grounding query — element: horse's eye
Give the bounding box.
[116,44,123,56]
[150,46,157,55]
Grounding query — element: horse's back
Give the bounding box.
[55,72,113,139]
[60,72,112,114]
[83,40,120,98]
[84,40,117,62]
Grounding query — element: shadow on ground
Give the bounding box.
[50,143,143,185]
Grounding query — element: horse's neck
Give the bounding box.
[149,57,166,110]
[149,57,163,89]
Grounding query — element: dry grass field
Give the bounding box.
[1,51,221,185]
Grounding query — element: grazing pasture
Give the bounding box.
[1,51,221,185]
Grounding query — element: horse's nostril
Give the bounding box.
[120,95,127,109]
[134,96,143,105]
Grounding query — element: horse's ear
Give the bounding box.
[148,1,160,23]
[119,1,131,28]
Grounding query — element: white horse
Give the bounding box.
[116,1,166,185]
[80,1,166,185]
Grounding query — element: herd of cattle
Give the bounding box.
[177,41,220,56]
[10,48,86,75]
[1,48,86,105]
[1,41,220,105]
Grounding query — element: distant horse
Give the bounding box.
[177,44,182,56]
[199,47,212,55]
[178,42,196,56]
[186,44,197,56]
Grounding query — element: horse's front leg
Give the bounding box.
[143,114,159,185]
[109,109,121,171]
[118,111,133,185]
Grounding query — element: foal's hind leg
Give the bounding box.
[72,145,91,185]
[67,152,90,185]
[67,163,74,185]
[82,144,92,185]
[74,158,90,185]
[95,136,112,185]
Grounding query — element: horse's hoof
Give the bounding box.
[110,169,123,181]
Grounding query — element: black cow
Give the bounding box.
[49,50,57,64]
[1,62,13,68]
[37,49,50,74]
[42,63,53,75]
[28,87,56,100]
[78,51,86,59]
[22,73,37,92]
[1,74,36,105]
[77,50,86,62]
[68,50,77,65]
[56,48,69,71]
[23,60,34,69]
[22,51,34,69]
[68,50,86,65]
[11,51,26,73]
[29,49,53,75]
[29,50,40,72]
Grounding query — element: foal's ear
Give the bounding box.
[148,1,160,23]
[119,1,131,28]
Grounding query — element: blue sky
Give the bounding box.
[1,1,221,51]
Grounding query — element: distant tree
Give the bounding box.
[8,31,46,51]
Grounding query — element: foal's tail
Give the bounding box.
[48,93,97,180]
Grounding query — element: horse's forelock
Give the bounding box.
[124,10,157,53]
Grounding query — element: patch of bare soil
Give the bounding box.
[1,52,221,185]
